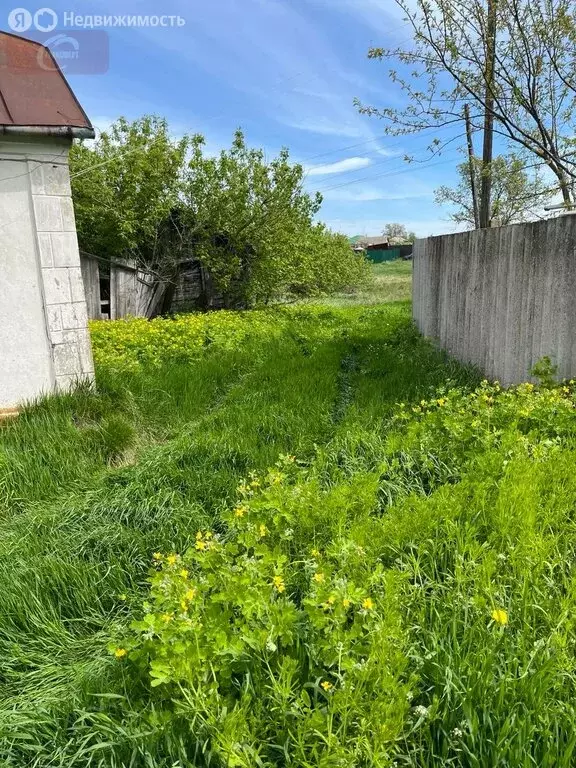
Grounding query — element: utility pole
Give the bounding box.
[464,104,480,229]
[479,0,497,229]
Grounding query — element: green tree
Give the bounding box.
[181,130,324,305]
[382,223,416,243]
[435,154,553,227]
[71,119,369,309]
[70,115,190,267]
[357,0,576,205]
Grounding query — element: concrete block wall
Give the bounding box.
[30,152,94,390]
[0,136,94,409]
[412,217,576,385]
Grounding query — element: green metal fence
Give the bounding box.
[366,247,401,263]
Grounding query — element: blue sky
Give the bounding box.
[5,0,470,236]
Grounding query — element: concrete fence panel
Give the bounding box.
[412,217,576,385]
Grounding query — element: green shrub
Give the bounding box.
[117,456,410,767]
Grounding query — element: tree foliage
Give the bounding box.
[70,119,369,309]
[70,116,190,264]
[435,154,553,227]
[382,223,417,243]
[358,0,576,203]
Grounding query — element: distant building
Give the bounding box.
[349,234,413,263]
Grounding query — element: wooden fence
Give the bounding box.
[79,253,164,320]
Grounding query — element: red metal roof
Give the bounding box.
[0,31,93,135]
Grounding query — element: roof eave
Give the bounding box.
[0,124,95,139]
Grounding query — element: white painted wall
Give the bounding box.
[0,156,54,408]
[0,135,94,410]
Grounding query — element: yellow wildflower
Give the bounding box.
[153,552,163,561]
[195,540,207,551]
[185,588,197,601]
[166,554,177,566]
[179,569,189,580]
[234,506,247,518]
[491,608,508,626]
[313,572,325,584]
[114,648,127,659]
[259,524,268,538]
[196,531,204,541]
[362,597,374,611]
[180,600,188,611]
[342,598,351,608]
[311,548,321,558]
[320,680,333,691]
[273,575,285,593]
[161,613,173,623]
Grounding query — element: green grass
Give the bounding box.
[298,259,412,307]
[1,264,576,766]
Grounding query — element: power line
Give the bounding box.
[0,149,69,183]
[300,121,462,165]
[309,136,466,191]
[312,144,463,193]
[316,154,461,193]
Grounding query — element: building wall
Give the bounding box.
[412,217,576,385]
[366,247,401,263]
[0,136,94,409]
[172,260,204,312]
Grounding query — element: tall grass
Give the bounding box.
[2,288,575,766]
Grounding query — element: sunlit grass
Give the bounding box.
[301,259,412,307]
[1,262,575,766]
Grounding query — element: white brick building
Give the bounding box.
[0,31,95,414]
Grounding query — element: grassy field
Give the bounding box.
[305,258,412,307]
[1,262,576,766]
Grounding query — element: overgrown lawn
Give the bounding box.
[1,276,575,766]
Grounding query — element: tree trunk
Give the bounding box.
[464,104,480,229]
[480,0,497,229]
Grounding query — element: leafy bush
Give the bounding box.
[71,119,371,307]
[111,373,576,767]
[9,291,576,767]
[116,456,409,767]
[89,306,373,374]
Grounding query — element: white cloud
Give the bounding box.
[306,157,372,176]
[89,115,116,136]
